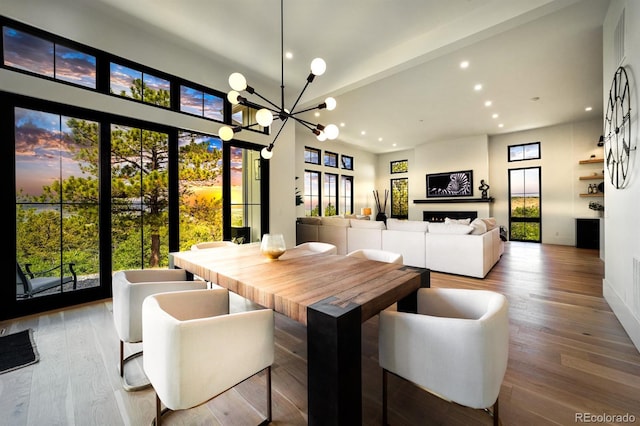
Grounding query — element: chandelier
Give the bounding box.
[217,0,339,159]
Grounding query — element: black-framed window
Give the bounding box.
[179,85,224,122]
[0,16,260,131]
[3,25,97,89]
[339,175,354,215]
[110,62,171,107]
[341,155,353,170]
[324,151,338,168]
[305,146,320,164]
[304,170,321,216]
[508,142,540,162]
[323,173,338,215]
[390,159,408,173]
[391,178,409,219]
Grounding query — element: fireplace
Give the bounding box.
[423,211,477,222]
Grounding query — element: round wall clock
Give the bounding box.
[603,66,634,189]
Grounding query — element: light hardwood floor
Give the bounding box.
[1,242,639,425]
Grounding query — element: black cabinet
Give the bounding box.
[576,218,599,249]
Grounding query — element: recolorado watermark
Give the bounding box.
[575,412,636,423]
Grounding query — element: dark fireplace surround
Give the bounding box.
[423,211,478,222]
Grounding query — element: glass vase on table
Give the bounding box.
[260,233,286,260]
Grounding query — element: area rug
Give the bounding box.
[0,329,39,374]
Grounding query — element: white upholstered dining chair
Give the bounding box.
[111,269,207,391]
[294,242,338,255]
[142,288,274,425]
[378,288,509,425]
[346,248,403,264]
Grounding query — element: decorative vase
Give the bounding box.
[260,233,286,260]
[376,212,387,224]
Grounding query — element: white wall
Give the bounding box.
[378,135,491,221]
[489,119,603,246]
[602,0,640,351]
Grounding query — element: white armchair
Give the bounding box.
[378,288,509,425]
[111,269,207,391]
[346,248,403,264]
[142,288,274,425]
[295,242,338,254]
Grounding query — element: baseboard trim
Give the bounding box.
[603,278,640,353]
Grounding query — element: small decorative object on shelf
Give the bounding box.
[260,233,286,260]
[588,202,604,212]
[478,180,490,199]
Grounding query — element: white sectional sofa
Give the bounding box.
[296,216,504,278]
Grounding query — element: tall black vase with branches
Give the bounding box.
[373,189,388,224]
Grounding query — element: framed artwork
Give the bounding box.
[426,170,473,198]
[390,178,408,219]
[390,159,408,174]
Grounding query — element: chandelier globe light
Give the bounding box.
[217,0,339,158]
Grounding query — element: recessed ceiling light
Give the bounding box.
[484,101,492,107]
[378,137,383,142]
[340,122,345,127]
[585,106,593,111]
[361,131,366,136]
[460,61,469,69]
[498,123,504,128]
[474,84,483,91]
[392,143,397,147]
[285,51,293,59]
[492,113,499,119]
[314,112,320,117]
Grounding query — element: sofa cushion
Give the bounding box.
[481,217,498,230]
[350,220,386,230]
[321,216,351,227]
[298,216,322,225]
[386,218,429,232]
[444,217,471,225]
[470,218,488,235]
[428,223,473,235]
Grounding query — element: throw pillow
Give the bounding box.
[470,218,488,235]
[481,217,497,230]
[444,217,471,225]
[428,223,473,235]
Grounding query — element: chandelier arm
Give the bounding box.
[289,104,324,116]
[293,116,324,129]
[288,80,312,115]
[244,91,281,111]
[291,117,317,132]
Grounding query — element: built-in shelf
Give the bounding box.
[579,158,604,164]
[579,193,603,197]
[579,174,605,180]
[413,197,494,204]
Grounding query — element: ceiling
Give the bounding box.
[87,0,609,153]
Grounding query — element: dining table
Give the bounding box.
[169,242,430,425]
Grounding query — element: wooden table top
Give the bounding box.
[170,243,427,325]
